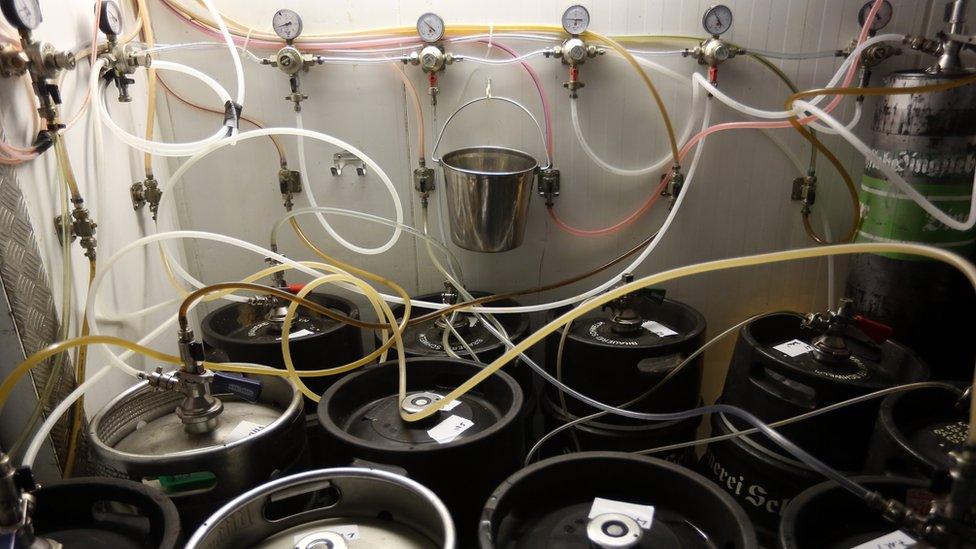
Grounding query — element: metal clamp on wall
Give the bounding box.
[331,152,366,176]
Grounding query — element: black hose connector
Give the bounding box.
[223,101,243,135]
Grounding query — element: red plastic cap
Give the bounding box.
[854,314,893,344]
[286,283,306,294]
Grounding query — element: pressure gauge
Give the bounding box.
[272,9,303,41]
[858,0,893,32]
[561,5,590,35]
[702,5,733,36]
[416,12,444,43]
[0,0,41,31]
[99,0,123,36]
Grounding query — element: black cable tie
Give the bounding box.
[223,100,243,136]
[32,130,54,153]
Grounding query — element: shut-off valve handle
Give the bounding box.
[852,314,893,344]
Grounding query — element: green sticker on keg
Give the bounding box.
[857,165,976,260]
[158,472,217,493]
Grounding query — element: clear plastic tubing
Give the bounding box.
[460,49,549,64]
[550,87,706,237]
[199,0,244,107]
[85,230,339,374]
[569,54,700,177]
[419,241,976,502]
[152,124,404,301]
[796,99,976,232]
[294,114,404,255]
[695,72,864,135]
[94,59,233,156]
[742,47,838,60]
[678,30,903,157]
[270,207,462,277]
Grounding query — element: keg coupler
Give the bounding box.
[600,273,667,337]
[433,281,470,334]
[142,329,262,434]
[802,298,893,364]
[0,453,53,549]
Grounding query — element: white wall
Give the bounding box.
[0,0,968,448]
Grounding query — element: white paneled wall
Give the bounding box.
[0,0,970,440]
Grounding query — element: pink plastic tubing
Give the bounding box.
[677,0,884,163]
[548,177,667,237]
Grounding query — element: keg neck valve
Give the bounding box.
[434,281,469,333]
[803,298,893,363]
[602,274,666,337]
[586,513,642,548]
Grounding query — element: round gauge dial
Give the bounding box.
[858,0,893,32]
[416,12,444,43]
[702,5,733,36]
[1,0,42,31]
[272,9,303,41]
[561,5,590,35]
[99,0,123,36]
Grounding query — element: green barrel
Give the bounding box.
[847,69,976,380]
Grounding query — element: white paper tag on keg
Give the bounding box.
[276,328,315,341]
[772,339,815,357]
[588,497,655,530]
[427,415,473,444]
[642,321,679,337]
[441,399,462,411]
[849,530,915,549]
[293,525,360,543]
[228,420,265,440]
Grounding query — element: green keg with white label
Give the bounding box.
[847,69,976,379]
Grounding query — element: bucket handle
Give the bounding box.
[431,95,552,169]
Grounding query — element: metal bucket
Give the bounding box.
[433,95,550,252]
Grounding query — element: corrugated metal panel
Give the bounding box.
[0,155,87,475]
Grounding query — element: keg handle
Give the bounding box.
[431,92,552,169]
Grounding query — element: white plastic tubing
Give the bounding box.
[798,99,976,232]
[295,114,402,255]
[570,55,702,177]
[152,127,403,305]
[95,59,232,156]
[695,34,903,131]
[570,34,899,178]
[94,0,243,157]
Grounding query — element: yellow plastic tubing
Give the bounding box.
[0,260,402,414]
[393,242,976,436]
[5,245,973,435]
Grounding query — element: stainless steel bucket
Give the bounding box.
[433,95,550,253]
